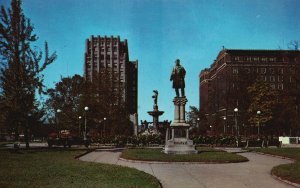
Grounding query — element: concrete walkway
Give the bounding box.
[79,149,295,188]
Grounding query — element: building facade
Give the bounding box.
[199,49,300,134]
[84,35,138,114]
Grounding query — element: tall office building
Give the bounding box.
[199,49,300,130]
[84,35,138,114]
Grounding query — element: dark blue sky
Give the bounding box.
[1,0,300,121]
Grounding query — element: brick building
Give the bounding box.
[199,49,300,134]
[84,35,138,115]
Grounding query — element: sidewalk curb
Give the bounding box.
[119,157,247,164]
[75,149,96,159]
[271,173,300,188]
[251,151,296,162]
[251,151,300,187]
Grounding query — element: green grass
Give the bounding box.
[0,149,160,188]
[121,148,248,163]
[250,148,300,184]
[0,141,12,148]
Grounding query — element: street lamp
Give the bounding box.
[78,116,82,137]
[209,125,212,132]
[84,106,89,141]
[56,109,62,138]
[223,117,227,134]
[257,110,261,137]
[234,108,238,137]
[103,117,107,136]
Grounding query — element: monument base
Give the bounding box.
[163,96,197,154]
[164,138,198,154]
[163,124,198,154]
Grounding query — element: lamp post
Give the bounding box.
[103,117,107,136]
[84,106,89,141]
[223,117,227,135]
[234,108,239,147]
[234,108,238,137]
[209,125,212,133]
[56,109,62,138]
[78,116,82,137]
[257,110,261,137]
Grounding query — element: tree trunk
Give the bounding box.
[24,125,30,149]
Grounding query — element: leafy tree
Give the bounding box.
[288,40,300,50]
[247,80,278,136]
[46,74,84,132]
[0,0,56,147]
[82,70,132,136]
[186,106,208,135]
[271,67,300,136]
[46,71,132,137]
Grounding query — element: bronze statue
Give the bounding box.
[170,59,186,97]
[152,90,158,106]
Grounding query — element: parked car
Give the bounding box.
[47,130,89,148]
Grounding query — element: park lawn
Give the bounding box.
[250,148,300,184]
[0,149,160,188]
[121,148,248,163]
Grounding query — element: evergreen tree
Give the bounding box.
[0,0,56,147]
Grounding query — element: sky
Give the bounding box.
[1,0,300,122]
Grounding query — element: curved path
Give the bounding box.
[79,149,295,188]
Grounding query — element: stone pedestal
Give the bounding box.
[164,97,197,154]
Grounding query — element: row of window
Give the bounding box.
[86,70,125,81]
[232,67,295,74]
[91,38,119,45]
[259,76,284,82]
[234,56,277,62]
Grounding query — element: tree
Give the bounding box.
[46,71,132,137]
[46,74,84,132]
[0,0,56,148]
[288,40,300,50]
[186,106,208,135]
[81,70,132,136]
[247,80,278,136]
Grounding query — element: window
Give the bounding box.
[278,76,283,82]
[261,57,267,62]
[270,83,276,90]
[289,68,296,74]
[278,68,283,74]
[270,76,275,82]
[278,83,283,90]
[244,68,250,74]
[269,68,274,74]
[233,68,238,74]
[261,68,266,74]
[260,76,267,81]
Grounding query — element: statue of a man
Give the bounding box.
[170,59,186,97]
